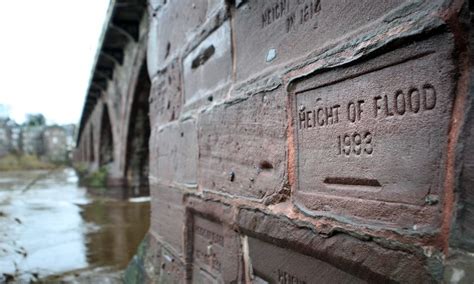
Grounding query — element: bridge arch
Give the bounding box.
[124,62,150,191]
[99,104,114,167]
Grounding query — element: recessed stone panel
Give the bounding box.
[198,89,286,199]
[234,0,407,82]
[186,198,241,282]
[191,216,225,282]
[248,237,365,283]
[291,34,456,229]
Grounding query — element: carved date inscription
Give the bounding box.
[193,216,224,278]
[235,0,407,81]
[261,0,321,32]
[293,37,455,212]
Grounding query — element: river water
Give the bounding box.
[0,168,150,282]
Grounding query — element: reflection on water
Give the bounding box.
[81,196,150,269]
[0,168,150,281]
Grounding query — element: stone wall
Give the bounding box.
[141,0,474,282]
[74,0,474,282]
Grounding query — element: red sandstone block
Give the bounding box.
[233,0,407,82]
[247,236,365,283]
[184,197,241,283]
[198,88,287,200]
[150,119,198,186]
[147,0,225,72]
[237,208,435,282]
[452,105,474,250]
[158,246,186,283]
[182,21,232,108]
[290,33,456,231]
[149,59,182,128]
[191,216,225,282]
[150,184,186,256]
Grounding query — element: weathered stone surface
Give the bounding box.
[291,34,456,230]
[125,232,187,283]
[77,0,474,282]
[148,0,225,71]
[198,89,287,199]
[159,246,186,283]
[185,197,241,283]
[150,119,198,186]
[247,236,365,283]
[234,0,408,82]
[150,185,186,255]
[148,0,164,13]
[147,16,160,78]
[444,250,474,284]
[183,21,232,107]
[237,207,436,282]
[452,98,474,251]
[191,216,225,282]
[149,59,182,127]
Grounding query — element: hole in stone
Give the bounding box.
[180,132,184,137]
[167,101,171,109]
[259,160,273,170]
[323,177,381,187]
[165,42,171,59]
[207,96,213,102]
[191,45,215,69]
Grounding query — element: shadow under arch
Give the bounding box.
[99,105,114,167]
[124,61,151,194]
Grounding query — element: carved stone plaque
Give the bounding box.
[248,237,365,283]
[192,216,224,282]
[292,34,456,229]
[234,0,407,82]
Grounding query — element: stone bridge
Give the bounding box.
[75,0,474,282]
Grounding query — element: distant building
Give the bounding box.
[0,118,12,157]
[42,125,69,163]
[9,123,21,153]
[0,118,21,157]
[0,115,76,163]
[62,124,77,152]
[20,125,45,156]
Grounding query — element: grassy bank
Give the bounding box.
[0,154,58,171]
[74,163,108,188]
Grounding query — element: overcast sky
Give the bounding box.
[0,0,110,125]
